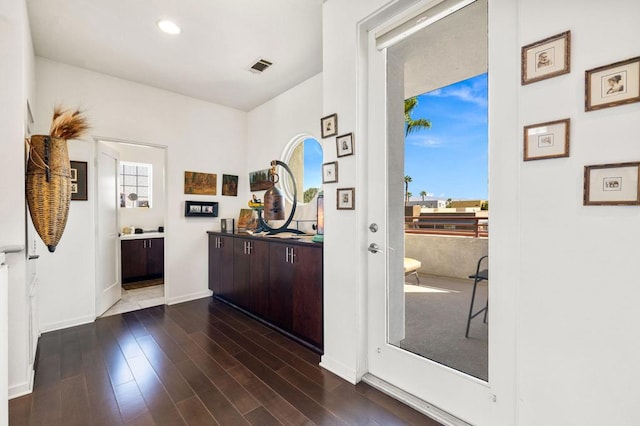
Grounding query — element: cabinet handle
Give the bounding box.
[149,239,152,248]
[216,237,221,248]
[143,240,146,249]
[244,241,252,255]
[290,247,295,264]
[285,246,295,263]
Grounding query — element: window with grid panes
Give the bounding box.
[120,161,152,208]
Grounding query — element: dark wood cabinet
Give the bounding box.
[121,237,164,283]
[233,237,269,316]
[207,232,323,352]
[208,234,234,298]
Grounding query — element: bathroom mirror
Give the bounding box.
[281,134,322,204]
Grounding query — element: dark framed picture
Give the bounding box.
[70,160,88,201]
[337,187,355,210]
[184,201,219,217]
[222,174,239,196]
[321,113,338,138]
[584,162,640,206]
[249,168,271,191]
[585,56,640,111]
[322,161,338,183]
[523,118,570,161]
[521,31,571,85]
[336,133,354,157]
[184,171,217,195]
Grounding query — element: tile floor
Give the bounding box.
[100,284,164,317]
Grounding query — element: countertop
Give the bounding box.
[207,231,322,245]
[120,232,164,240]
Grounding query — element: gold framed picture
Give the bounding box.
[585,56,640,111]
[337,187,355,210]
[523,118,570,161]
[584,162,640,206]
[521,31,571,85]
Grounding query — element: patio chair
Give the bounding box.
[404,257,421,285]
[465,255,488,338]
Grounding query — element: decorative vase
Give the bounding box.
[25,135,72,252]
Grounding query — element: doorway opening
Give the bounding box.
[96,138,167,317]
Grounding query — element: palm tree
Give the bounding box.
[407,192,413,203]
[404,96,432,136]
[404,175,412,205]
[420,190,427,201]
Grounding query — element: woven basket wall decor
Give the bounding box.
[26,135,72,252]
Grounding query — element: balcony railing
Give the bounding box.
[405,214,488,238]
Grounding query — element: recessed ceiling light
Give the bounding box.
[157,20,181,35]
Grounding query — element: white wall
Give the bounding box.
[323,0,640,424]
[516,1,640,424]
[34,58,248,330]
[247,73,323,226]
[1,0,36,399]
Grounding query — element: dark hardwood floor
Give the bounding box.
[9,297,441,425]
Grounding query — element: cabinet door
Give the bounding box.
[121,239,147,283]
[268,242,294,329]
[291,245,323,348]
[233,238,251,309]
[146,238,164,278]
[219,236,235,298]
[248,239,269,317]
[233,238,269,314]
[210,235,234,299]
[208,234,220,293]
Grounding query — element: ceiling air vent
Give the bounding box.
[249,58,273,73]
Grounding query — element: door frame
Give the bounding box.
[93,136,169,316]
[356,1,497,424]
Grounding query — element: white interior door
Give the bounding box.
[96,142,121,316]
[365,4,491,425]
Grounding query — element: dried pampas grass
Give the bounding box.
[49,106,89,139]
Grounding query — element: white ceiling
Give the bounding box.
[26,0,323,111]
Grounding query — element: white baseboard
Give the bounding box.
[319,355,359,384]
[40,314,95,333]
[166,289,212,306]
[9,364,34,399]
[362,374,470,426]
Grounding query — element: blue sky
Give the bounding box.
[405,73,488,200]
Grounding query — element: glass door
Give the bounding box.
[366,1,490,424]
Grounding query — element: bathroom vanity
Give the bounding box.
[121,232,164,284]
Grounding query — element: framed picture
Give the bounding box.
[237,208,255,230]
[249,168,271,191]
[585,56,640,111]
[336,133,354,157]
[321,113,338,138]
[184,171,217,195]
[523,118,570,161]
[337,187,355,210]
[322,161,338,183]
[222,174,239,196]
[521,31,570,85]
[584,162,640,206]
[185,201,219,217]
[70,161,88,201]
[220,218,235,233]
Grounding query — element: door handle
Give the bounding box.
[368,243,383,254]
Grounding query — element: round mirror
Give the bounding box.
[281,134,322,205]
